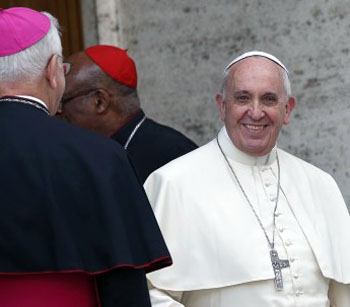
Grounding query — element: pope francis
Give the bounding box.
[144,51,350,306]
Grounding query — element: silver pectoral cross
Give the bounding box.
[270,249,290,290]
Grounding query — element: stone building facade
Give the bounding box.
[81,0,350,208]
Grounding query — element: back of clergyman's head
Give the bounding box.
[85,45,138,89]
[57,45,141,135]
[0,7,62,83]
[84,45,140,113]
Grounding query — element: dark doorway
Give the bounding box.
[2,1,84,57]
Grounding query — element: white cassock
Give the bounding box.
[144,127,350,307]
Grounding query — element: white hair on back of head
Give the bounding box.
[0,12,62,83]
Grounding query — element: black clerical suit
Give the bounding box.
[0,97,171,306]
[112,110,198,183]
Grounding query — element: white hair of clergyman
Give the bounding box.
[0,12,62,83]
[220,51,292,100]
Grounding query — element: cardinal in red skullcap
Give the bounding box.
[57,45,197,183]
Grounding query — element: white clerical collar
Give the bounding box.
[16,95,48,109]
[218,126,277,166]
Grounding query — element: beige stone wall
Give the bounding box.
[85,0,350,207]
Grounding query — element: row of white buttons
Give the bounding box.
[274,210,303,296]
[269,183,305,298]
[294,271,303,297]
[276,215,292,246]
[285,240,302,296]
[260,167,277,205]
[295,289,304,296]
[285,240,292,247]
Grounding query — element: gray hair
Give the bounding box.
[220,56,292,99]
[110,80,141,116]
[0,12,62,83]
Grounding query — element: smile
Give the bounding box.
[243,124,266,131]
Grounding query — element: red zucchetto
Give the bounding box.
[85,45,138,89]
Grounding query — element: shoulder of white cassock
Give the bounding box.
[144,131,350,291]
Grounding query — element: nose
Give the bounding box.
[247,100,265,120]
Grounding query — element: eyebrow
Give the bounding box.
[233,90,251,96]
[233,90,279,97]
[262,92,278,97]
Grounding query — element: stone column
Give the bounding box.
[80,0,98,48]
[95,0,124,47]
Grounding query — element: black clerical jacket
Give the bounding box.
[112,110,198,183]
[0,97,171,306]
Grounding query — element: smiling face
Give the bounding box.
[216,57,295,156]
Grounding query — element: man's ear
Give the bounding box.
[93,89,111,114]
[215,93,226,121]
[46,55,59,89]
[283,96,296,125]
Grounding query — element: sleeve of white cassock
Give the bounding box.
[329,280,350,307]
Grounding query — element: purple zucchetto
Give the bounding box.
[0,7,50,57]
